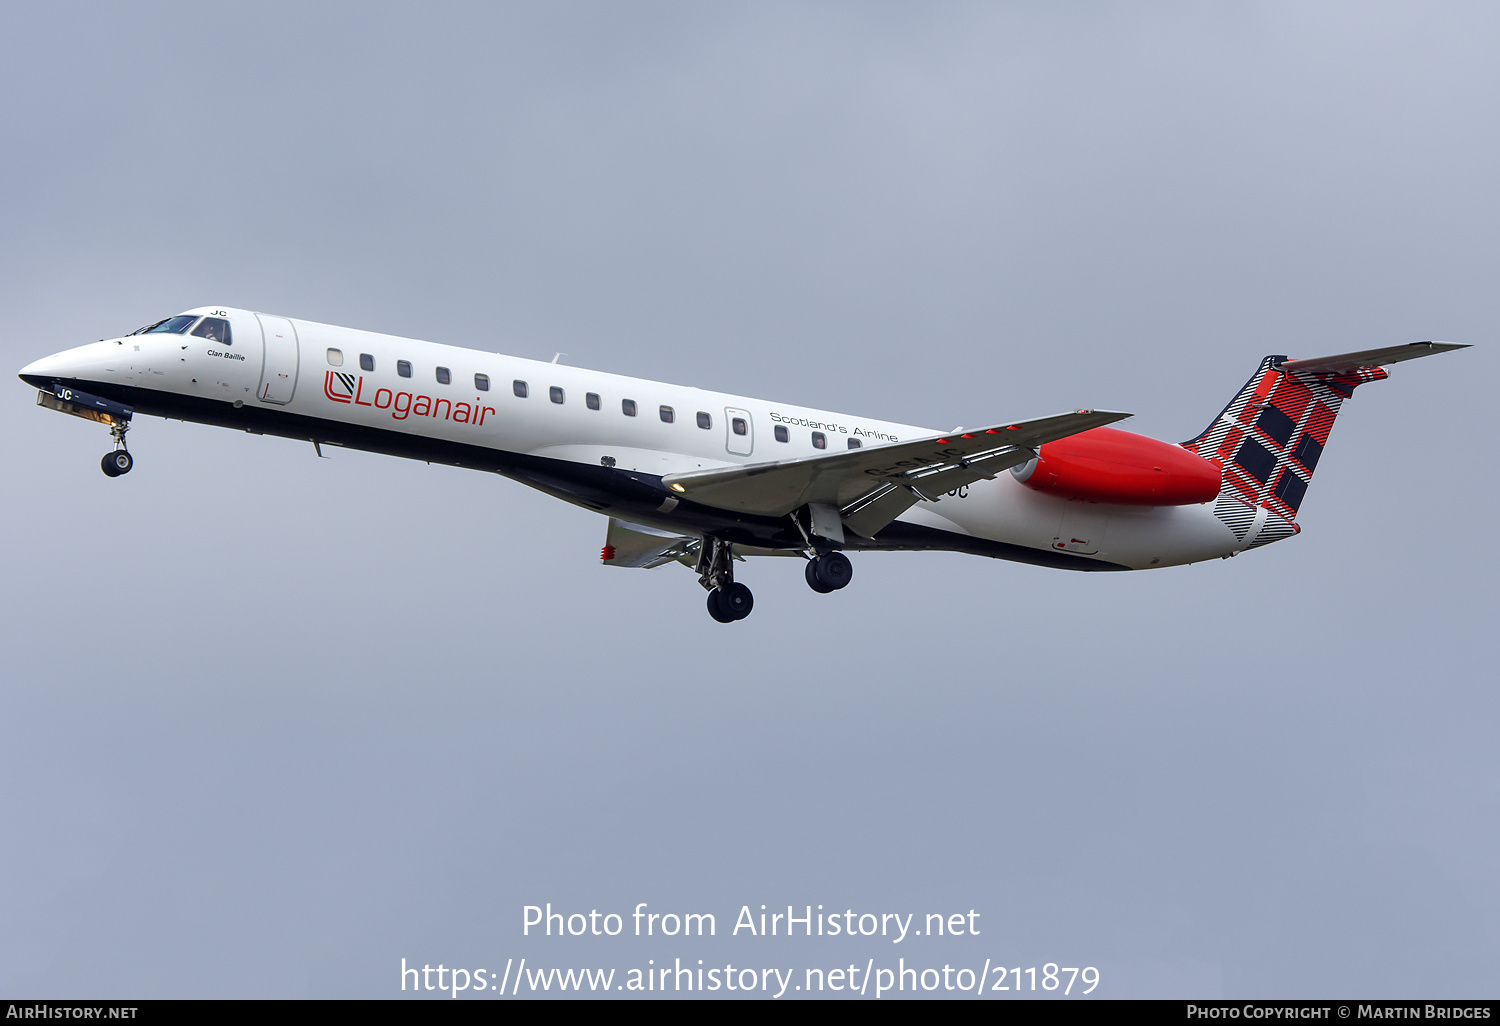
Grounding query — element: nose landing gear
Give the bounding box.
[34,385,136,478]
[101,418,133,477]
[101,449,133,477]
[697,536,754,622]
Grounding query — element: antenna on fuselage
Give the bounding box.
[551,353,567,364]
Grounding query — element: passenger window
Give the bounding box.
[550,386,565,404]
[397,360,412,378]
[733,418,748,436]
[847,437,862,449]
[360,353,375,372]
[586,392,601,410]
[513,380,528,398]
[191,317,232,346]
[436,366,451,385]
[622,399,637,416]
[660,406,674,423]
[326,348,344,367]
[812,431,826,449]
[774,424,788,443]
[696,412,712,429]
[475,373,490,391]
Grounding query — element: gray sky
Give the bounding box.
[1,1,1495,999]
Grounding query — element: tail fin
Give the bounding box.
[1183,342,1468,549]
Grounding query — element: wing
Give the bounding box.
[662,409,1131,539]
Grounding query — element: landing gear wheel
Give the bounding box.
[102,450,133,477]
[805,559,834,593]
[810,550,852,591]
[706,588,736,623]
[697,537,753,621]
[719,582,754,620]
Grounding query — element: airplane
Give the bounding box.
[19,306,1467,622]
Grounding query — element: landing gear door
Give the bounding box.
[725,407,753,456]
[255,313,299,404]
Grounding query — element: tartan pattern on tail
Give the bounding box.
[1183,356,1388,542]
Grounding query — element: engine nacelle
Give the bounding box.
[1011,426,1221,505]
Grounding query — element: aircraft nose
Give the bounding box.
[18,342,110,389]
[18,353,64,388]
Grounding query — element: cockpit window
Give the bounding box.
[191,317,232,346]
[138,315,199,335]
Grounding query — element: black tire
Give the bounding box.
[102,450,132,476]
[811,550,852,591]
[805,558,834,593]
[719,582,754,620]
[706,589,736,623]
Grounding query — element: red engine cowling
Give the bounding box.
[1012,426,1221,505]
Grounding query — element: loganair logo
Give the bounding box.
[323,371,496,426]
[325,371,356,403]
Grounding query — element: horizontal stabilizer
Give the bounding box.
[1274,341,1468,375]
[601,518,698,569]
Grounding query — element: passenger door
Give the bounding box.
[255,313,300,404]
[724,407,753,456]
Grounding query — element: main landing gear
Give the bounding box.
[693,536,853,622]
[101,418,133,477]
[697,537,754,623]
[805,550,852,593]
[707,582,753,623]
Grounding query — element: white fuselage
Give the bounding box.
[20,306,1243,570]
